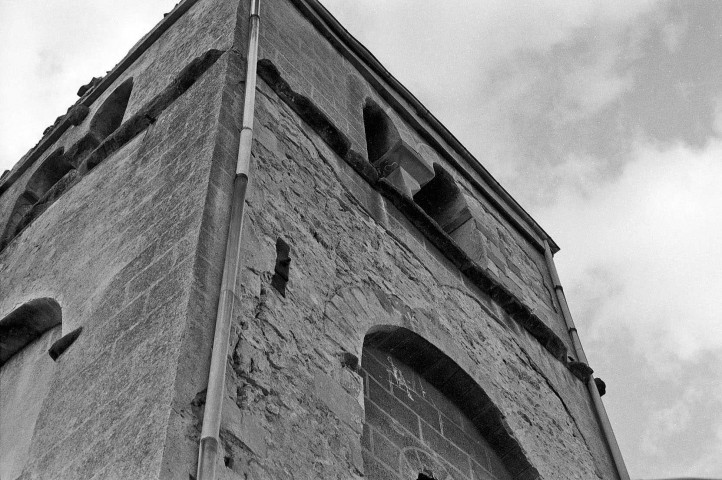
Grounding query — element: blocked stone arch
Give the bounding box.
[361,325,540,480]
[89,77,134,142]
[0,298,62,480]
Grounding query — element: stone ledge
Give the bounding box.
[257,58,572,369]
[0,0,203,198]
[0,49,225,254]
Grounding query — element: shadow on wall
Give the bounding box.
[1,299,60,480]
[0,299,83,479]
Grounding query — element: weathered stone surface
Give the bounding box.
[231,73,615,479]
[0,1,620,480]
[0,2,238,476]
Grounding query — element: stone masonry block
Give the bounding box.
[372,429,402,473]
[390,384,441,432]
[314,370,364,428]
[450,218,488,266]
[362,451,401,480]
[362,351,392,390]
[125,248,175,302]
[441,415,490,469]
[364,400,423,452]
[421,420,472,478]
[221,396,268,458]
[367,377,420,437]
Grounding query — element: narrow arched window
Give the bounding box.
[362,99,434,197]
[0,298,62,365]
[413,164,471,234]
[0,148,73,246]
[363,99,401,165]
[89,77,133,142]
[0,299,62,480]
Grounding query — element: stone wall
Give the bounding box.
[214,63,617,478]
[0,0,245,478]
[0,0,620,479]
[258,0,572,353]
[0,326,60,480]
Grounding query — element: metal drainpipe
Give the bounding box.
[196,1,260,479]
[543,240,630,480]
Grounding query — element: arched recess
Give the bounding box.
[88,77,133,142]
[0,298,62,366]
[362,99,434,196]
[361,326,539,480]
[413,163,471,234]
[363,99,401,164]
[0,298,62,480]
[0,148,73,246]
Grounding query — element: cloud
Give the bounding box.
[0,0,178,171]
[687,415,722,477]
[320,0,661,133]
[641,386,702,456]
[560,50,634,119]
[537,139,722,476]
[543,139,722,365]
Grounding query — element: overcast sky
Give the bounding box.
[1,1,721,478]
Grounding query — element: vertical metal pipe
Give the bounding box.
[544,240,630,480]
[196,1,260,479]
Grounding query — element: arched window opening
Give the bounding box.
[363,99,401,165]
[361,326,538,480]
[413,164,471,234]
[89,77,133,142]
[25,149,74,200]
[0,298,63,480]
[363,99,434,197]
[3,191,37,239]
[0,298,62,366]
[0,148,73,247]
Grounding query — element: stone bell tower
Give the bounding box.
[0,1,628,479]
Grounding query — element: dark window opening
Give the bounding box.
[0,298,62,366]
[66,132,102,169]
[4,192,36,235]
[25,148,73,197]
[1,148,73,247]
[271,238,291,297]
[363,99,401,165]
[413,163,471,233]
[89,77,133,142]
